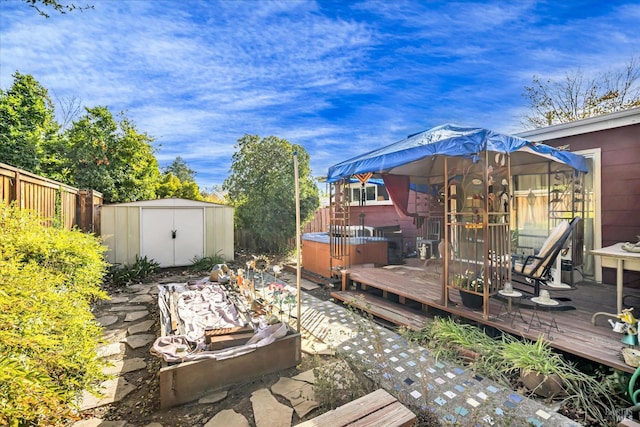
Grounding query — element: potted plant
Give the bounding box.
[500,337,566,398]
[423,317,493,363]
[453,272,484,309]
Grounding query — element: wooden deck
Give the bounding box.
[332,259,639,374]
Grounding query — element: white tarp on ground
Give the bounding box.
[151,322,288,362]
[151,279,288,363]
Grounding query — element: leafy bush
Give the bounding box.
[0,204,108,426]
[106,254,160,287]
[190,252,226,272]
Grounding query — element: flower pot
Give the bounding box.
[520,369,565,398]
[459,289,483,309]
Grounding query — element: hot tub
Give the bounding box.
[302,232,389,278]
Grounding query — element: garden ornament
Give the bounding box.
[609,319,626,333]
[618,308,639,346]
[419,243,428,260]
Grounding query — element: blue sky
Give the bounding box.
[1,1,638,190]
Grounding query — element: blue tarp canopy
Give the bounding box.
[327,124,588,183]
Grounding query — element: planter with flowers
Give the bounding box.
[453,272,484,309]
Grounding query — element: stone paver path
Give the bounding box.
[297,292,581,427]
[76,273,582,426]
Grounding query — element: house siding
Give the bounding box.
[542,123,640,287]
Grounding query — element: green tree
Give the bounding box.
[0,72,60,173]
[522,56,640,128]
[178,180,203,200]
[223,134,319,253]
[64,106,160,203]
[156,172,203,201]
[164,156,196,183]
[22,0,93,18]
[157,173,181,198]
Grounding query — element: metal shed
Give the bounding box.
[100,198,234,268]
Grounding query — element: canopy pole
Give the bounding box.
[293,152,302,333]
[443,156,449,307]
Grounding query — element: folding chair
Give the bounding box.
[512,217,580,298]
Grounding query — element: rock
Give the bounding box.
[124,310,149,321]
[96,315,119,327]
[198,389,228,404]
[102,357,147,376]
[102,328,128,344]
[130,294,155,304]
[127,320,155,335]
[78,378,136,410]
[96,342,124,358]
[271,377,318,418]
[107,296,130,304]
[109,304,147,312]
[203,409,249,427]
[291,368,316,384]
[121,334,155,349]
[250,388,293,427]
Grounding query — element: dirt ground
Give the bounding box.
[81,264,340,427]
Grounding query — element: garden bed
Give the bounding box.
[155,280,301,408]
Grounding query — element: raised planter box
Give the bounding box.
[159,327,301,408]
[156,283,301,409]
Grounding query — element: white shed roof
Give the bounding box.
[102,198,229,208]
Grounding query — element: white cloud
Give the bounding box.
[1,0,638,188]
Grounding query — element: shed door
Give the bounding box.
[141,208,205,267]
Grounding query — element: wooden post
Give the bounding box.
[294,152,302,332]
[14,170,21,207]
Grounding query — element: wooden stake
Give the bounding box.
[294,152,302,332]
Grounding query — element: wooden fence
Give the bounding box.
[235,207,330,252]
[303,206,329,234]
[0,162,102,233]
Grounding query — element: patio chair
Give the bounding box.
[512,217,580,298]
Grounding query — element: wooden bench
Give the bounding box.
[296,388,416,427]
[619,418,640,427]
[331,290,429,331]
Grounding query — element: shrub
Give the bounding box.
[0,204,108,426]
[189,252,227,272]
[106,254,160,287]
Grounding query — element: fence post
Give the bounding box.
[14,170,21,207]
